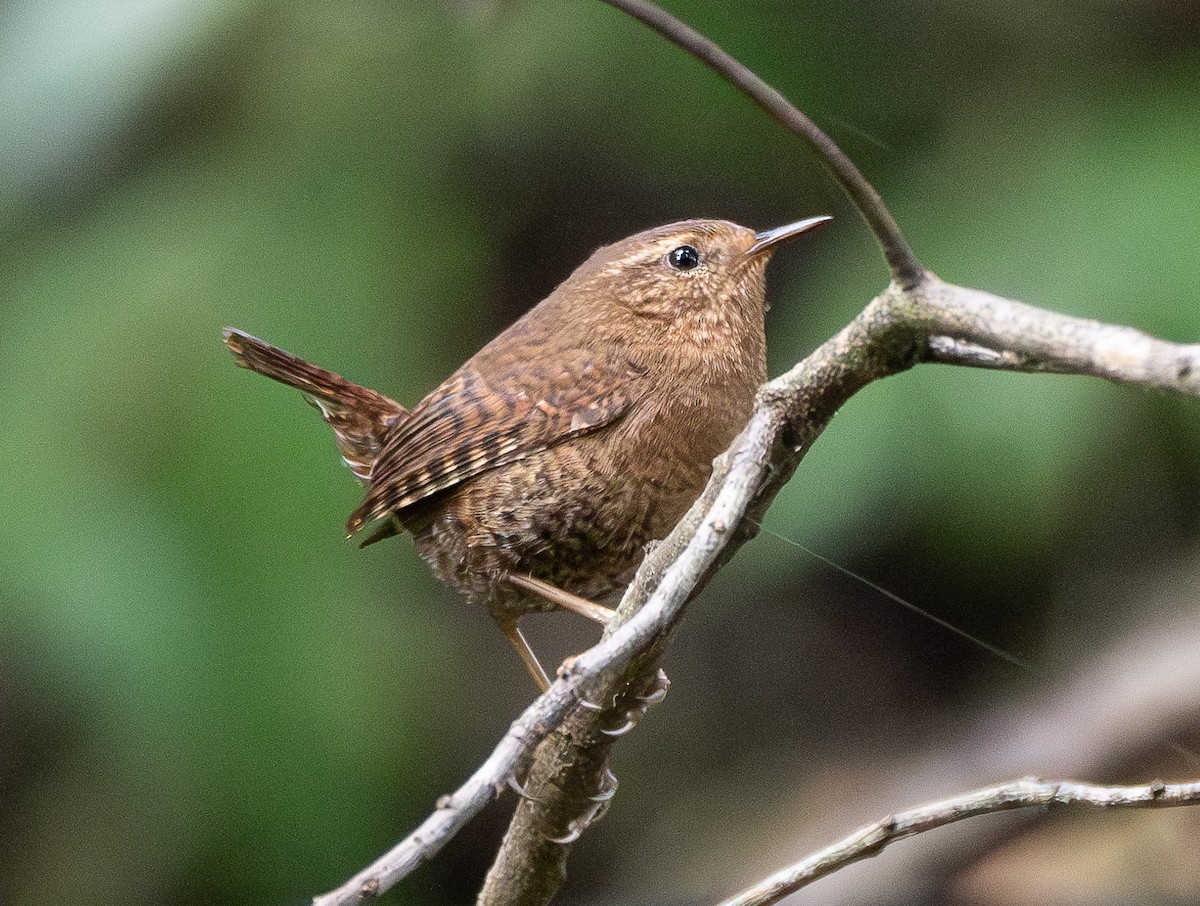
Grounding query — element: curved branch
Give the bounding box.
[598,0,926,288]
[315,273,1200,906]
[716,777,1200,906]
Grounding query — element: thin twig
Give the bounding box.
[759,589,1200,906]
[597,0,926,288]
[716,777,1200,906]
[311,684,567,906]
[310,626,658,904]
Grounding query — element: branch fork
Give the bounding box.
[312,2,1200,905]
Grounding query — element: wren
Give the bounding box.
[224,215,829,689]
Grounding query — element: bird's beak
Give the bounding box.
[745,215,832,257]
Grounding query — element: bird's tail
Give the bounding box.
[223,328,406,483]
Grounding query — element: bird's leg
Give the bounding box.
[497,575,615,691]
[505,573,615,625]
[496,616,551,692]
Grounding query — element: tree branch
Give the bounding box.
[716,777,1200,906]
[597,0,926,289]
[311,3,1200,905]
[310,275,1200,906]
[742,568,1200,906]
[475,275,1200,903]
[917,281,1200,393]
[476,671,666,906]
[924,336,1080,374]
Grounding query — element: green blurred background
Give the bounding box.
[3,1,1200,904]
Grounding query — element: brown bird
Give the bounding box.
[224,215,829,689]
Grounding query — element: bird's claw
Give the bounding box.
[507,774,541,802]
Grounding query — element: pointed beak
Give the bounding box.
[745,215,832,257]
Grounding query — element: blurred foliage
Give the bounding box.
[1,1,1199,904]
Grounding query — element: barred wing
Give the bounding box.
[345,357,638,536]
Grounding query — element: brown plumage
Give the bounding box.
[222,330,406,482]
[224,215,829,688]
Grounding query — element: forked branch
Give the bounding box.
[597,0,925,288]
[313,2,1200,905]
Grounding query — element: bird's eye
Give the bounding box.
[666,245,701,271]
